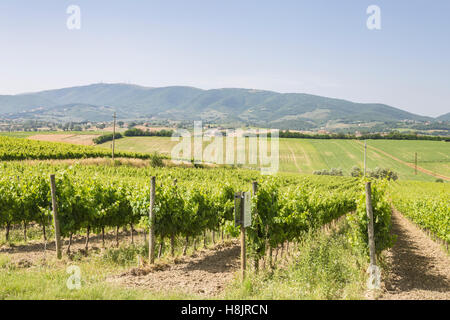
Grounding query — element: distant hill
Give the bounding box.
[0,83,438,129]
[7,103,125,123]
[437,112,450,121]
[0,95,57,114]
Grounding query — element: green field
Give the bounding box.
[368,140,450,177]
[100,137,449,182]
[102,136,179,155]
[2,132,447,181]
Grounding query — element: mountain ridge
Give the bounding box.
[436,112,450,121]
[0,83,441,129]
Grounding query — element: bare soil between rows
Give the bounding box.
[379,210,450,300]
[0,230,241,298]
[0,229,146,265]
[107,240,241,297]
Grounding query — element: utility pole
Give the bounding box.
[415,152,418,175]
[112,112,116,161]
[364,140,367,176]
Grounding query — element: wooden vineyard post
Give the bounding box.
[50,174,62,259]
[149,176,156,264]
[365,182,376,266]
[171,179,177,256]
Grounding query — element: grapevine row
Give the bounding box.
[0,136,151,160]
[0,163,394,260]
[389,181,450,244]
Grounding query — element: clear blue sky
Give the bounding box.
[0,0,449,117]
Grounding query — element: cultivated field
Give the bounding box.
[28,134,100,146]
[97,136,449,182]
[368,140,450,178]
[1,132,447,181]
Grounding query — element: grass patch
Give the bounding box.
[103,244,148,267]
[0,251,198,300]
[0,264,192,300]
[223,226,368,300]
[0,231,222,300]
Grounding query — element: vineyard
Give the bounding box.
[0,136,150,161]
[2,0,450,303]
[389,181,450,245]
[0,161,397,263]
[0,145,448,299]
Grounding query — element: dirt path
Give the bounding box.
[108,240,240,297]
[355,140,450,181]
[380,210,450,300]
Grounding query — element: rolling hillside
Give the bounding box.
[437,112,450,121]
[6,103,127,122]
[0,83,436,129]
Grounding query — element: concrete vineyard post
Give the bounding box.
[242,191,251,281]
[252,181,259,273]
[365,182,376,265]
[149,176,156,264]
[50,174,62,259]
[235,192,247,281]
[240,208,246,281]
